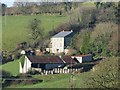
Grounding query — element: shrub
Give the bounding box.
[27,69,40,75]
[86,57,119,88]
[2,73,43,88]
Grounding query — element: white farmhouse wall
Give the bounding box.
[19,56,32,73]
[23,56,32,73]
[19,62,23,73]
[72,56,83,63]
[76,57,83,63]
[51,37,64,53]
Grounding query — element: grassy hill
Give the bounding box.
[2,2,96,51]
[2,14,68,51]
[2,60,19,76]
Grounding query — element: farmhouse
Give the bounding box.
[50,30,73,54]
[19,54,92,74]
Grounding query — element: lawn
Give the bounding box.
[2,14,68,51]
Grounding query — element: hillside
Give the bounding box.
[2,2,96,51]
[2,14,68,51]
[2,60,19,76]
[1,2,119,89]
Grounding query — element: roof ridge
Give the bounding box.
[52,30,73,38]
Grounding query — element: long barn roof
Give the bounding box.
[27,55,77,64]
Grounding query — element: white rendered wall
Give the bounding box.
[51,37,64,53]
[23,56,32,73]
[71,56,82,63]
[19,62,23,73]
[75,57,83,63]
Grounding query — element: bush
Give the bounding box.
[85,57,119,88]
[2,73,43,88]
[1,70,13,78]
[27,69,40,75]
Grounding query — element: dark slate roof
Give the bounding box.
[27,56,64,64]
[52,31,73,38]
[62,56,78,64]
[27,55,78,64]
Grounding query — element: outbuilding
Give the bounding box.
[71,54,92,63]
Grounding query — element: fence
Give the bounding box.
[34,68,83,75]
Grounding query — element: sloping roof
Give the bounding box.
[27,56,64,64]
[62,56,77,64]
[27,55,79,64]
[52,31,73,38]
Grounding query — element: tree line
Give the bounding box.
[1,2,82,16]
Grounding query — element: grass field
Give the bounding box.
[2,2,95,51]
[2,60,19,76]
[7,72,89,88]
[2,14,68,51]
[2,59,88,88]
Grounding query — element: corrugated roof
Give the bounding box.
[27,56,64,64]
[62,56,77,64]
[52,31,73,38]
[27,55,78,64]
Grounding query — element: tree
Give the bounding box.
[28,18,43,43]
[1,3,7,16]
[90,22,117,56]
[86,57,119,88]
[31,4,39,14]
[94,2,103,9]
[80,9,97,28]
[80,30,91,54]
[64,2,72,13]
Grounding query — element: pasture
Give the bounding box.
[2,14,68,51]
[2,60,19,76]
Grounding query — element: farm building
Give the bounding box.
[19,54,92,74]
[71,54,92,63]
[19,55,78,73]
[50,30,73,54]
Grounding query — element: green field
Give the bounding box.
[7,72,88,88]
[2,2,95,51]
[2,60,88,88]
[2,60,19,76]
[2,14,68,51]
